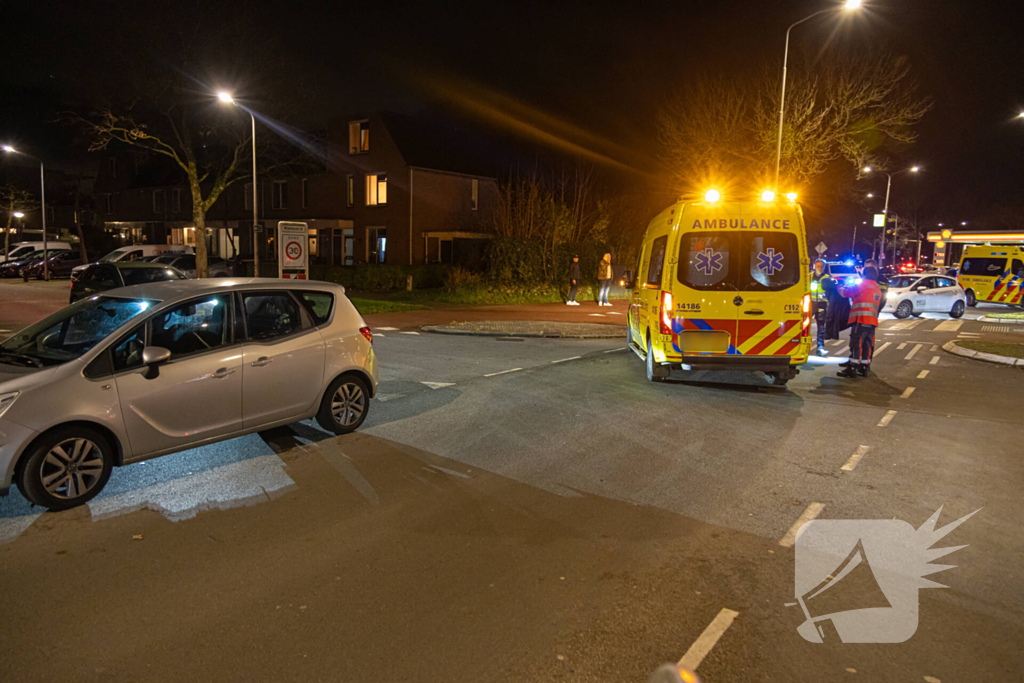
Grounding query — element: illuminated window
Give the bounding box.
[347,175,354,208]
[365,173,387,206]
[348,121,369,154]
[272,181,288,210]
[471,179,478,211]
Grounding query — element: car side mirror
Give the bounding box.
[141,346,171,379]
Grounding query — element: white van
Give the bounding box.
[71,244,194,280]
[0,241,72,264]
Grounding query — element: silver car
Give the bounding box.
[0,279,378,510]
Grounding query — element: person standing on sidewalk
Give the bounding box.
[566,254,581,306]
[597,252,613,306]
[837,266,882,378]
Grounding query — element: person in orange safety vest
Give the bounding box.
[837,266,882,378]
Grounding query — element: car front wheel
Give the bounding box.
[17,426,115,511]
[894,300,913,319]
[950,300,966,318]
[316,374,371,434]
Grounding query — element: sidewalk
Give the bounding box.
[361,299,629,330]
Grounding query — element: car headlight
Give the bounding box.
[0,391,19,419]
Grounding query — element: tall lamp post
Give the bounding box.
[863,165,920,268]
[217,92,260,277]
[773,0,863,191]
[2,145,48,279]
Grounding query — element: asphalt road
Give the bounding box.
[1,281,1022,682]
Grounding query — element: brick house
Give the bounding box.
[93,112,500,268]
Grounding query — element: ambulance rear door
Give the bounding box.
[734,231,806,358]
[674,229,739,355]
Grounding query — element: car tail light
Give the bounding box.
[360,326,373,344]
[801,293,811,337]
[659,291,673,335]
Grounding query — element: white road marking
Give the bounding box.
[376,327,399,331]
[934,320,962,332]
[677,608,740,671]
[484,368,522,377]
[604,347,628,353]
[873,341,892,357]
[374,393,405,402]
[931,344,938,352]
[877,410,898,427]
[917,370,930,379]
[905,344,923,360]
[606,311,623,315]
[900,386,916,399]
[376,333,385,337]
[897,342,908,350]
[779,502,825,548]
[828,340,843,346]
[588,313,606,317]
[930,356,940,365]
[835,346,849,356]
[841,445,870,472]
[420,381,456,390]
[551,356,582,363]
[400,331,420,335]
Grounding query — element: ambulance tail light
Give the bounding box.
[660,291,674,335]
[801,294,811,337]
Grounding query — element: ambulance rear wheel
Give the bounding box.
[765,372,789,387]
[894,301,913,319]
[646,338,668,383]
[965,289,977,307]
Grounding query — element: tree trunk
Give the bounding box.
[74,177,88,262]
[190,183,209,278]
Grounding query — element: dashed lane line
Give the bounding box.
[873,342,892,357]
[835,346,849,356]
[551,356,582,364]
[897,342,908,350]
[841,445,870,472]
[588,313,606,317]
[930,356,940,365]
[779,502,825,548]
[678,608,740,672]
[420,381,456,390]
[931,344,938,352]
[400,331,420,335]
[483,368,522,377]
[604,347,628,353]
[934,320,963,332]
[917,370,930,379]
[877,410,898,427]
[900,387,916,399]
[905,344,923,360]
[606,311,623,315]
[376,327,399,331]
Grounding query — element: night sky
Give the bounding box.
[3,0,1023,246]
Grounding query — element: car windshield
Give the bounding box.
[99,249,129,263]
[121,267,186,286]
[829,264,858,276]
[889,276,919,288]
[0,297,153,367]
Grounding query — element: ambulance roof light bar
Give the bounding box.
[704,189,721,204]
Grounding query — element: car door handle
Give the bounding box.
[212,367,236,379]
[250,357,273,367]
[743,309,765,315]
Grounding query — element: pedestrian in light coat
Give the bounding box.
[597,252,613,306]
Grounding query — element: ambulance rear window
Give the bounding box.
[960,257,1006,277]
[677,231,800,292]
[679,233,733,290]
[744,233,800,292]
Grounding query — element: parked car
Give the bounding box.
[0,279,377,510]
[23,250,100,280]
[882,274,966,319]
[71,244,194,281]
[70,262,187,303]
[0,241,72,264]
[0,250,47,278]
[150,253,235,278]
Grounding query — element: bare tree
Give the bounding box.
[1,185,36,257]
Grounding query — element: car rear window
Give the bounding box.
[678,231,800,292]
[296,291,335,325]
[960,257,1006,277]
[122,267,186,286]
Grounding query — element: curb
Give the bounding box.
[978,316,1024,324]
[942,340,1024,366]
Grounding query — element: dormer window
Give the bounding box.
[348,120,370,154]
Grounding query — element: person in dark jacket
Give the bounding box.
[810,259,830,354]
[566,255,581,306]
[823,277,851,341]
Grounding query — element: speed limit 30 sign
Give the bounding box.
[278,221,309,279]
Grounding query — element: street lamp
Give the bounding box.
[216,91,260,277]
[862,165,920,265]
[2,145,49,279]
[773,0,863,190]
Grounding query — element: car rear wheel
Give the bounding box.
[894,300,913,319]
[950,300,966,318]
[965,289,977,307]
[645,337,668,382]
[17,426,114,511]
[316,374,370,434]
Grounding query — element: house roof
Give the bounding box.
[378,112,498,179]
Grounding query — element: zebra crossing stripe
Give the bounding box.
[905,344,923,360]
[872,342,892,357]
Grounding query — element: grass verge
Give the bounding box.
[349,298,428,315]
[957,340,1024,359]
[986,312,1024,320]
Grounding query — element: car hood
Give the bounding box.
[0,362,57,393]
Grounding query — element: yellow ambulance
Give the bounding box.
[626,191,812,386]
[957,245,1024,307]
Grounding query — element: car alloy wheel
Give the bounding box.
[17,425,115,511]
[40,438,105,500]
[950,300,966,318]
[331,382,365,427]
[895,300,913,319]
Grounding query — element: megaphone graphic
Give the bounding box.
[790,538,892,643]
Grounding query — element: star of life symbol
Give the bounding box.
[789,506,978,643]
[694,248,723,276]
[757,248,784,275]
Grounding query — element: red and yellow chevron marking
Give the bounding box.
[738,319,801,356]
